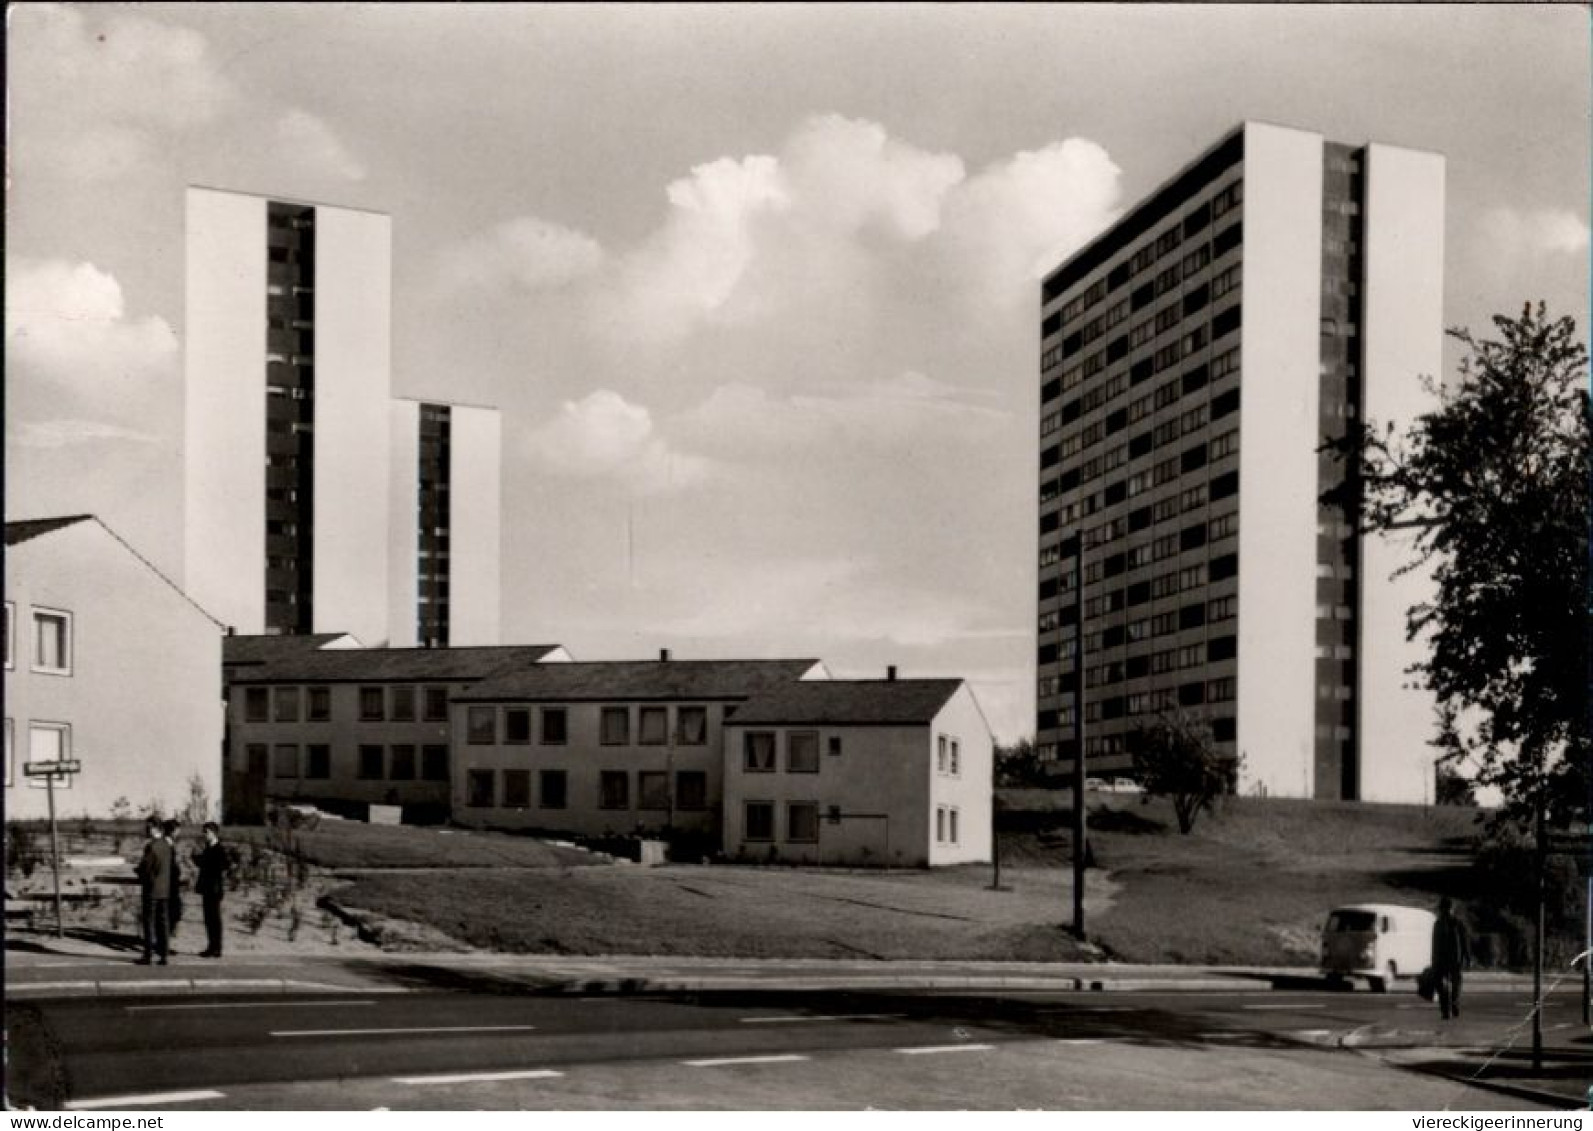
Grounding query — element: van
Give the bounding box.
[1320,903,1435,991]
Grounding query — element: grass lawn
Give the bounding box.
[231,821,604,870]
[306,795,1531,965]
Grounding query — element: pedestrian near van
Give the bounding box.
[194,822,230,958]
[1432,896,1471,1020]
[134,817,174,965]
[163,819,186,950]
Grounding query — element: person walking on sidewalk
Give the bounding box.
[1431,896,1471,1020]
[193,822,230,958]
[135,818,174,965]
[162,819,186,951]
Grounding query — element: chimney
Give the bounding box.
[660,648,671,662]
[887,665,897,681]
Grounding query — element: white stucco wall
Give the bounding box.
[928,683,995,865]
[386,400,421,648]
[312,205,393,644]
[447,405,503,646]
[184,188,267,634]
[1234,122,1325,799]
[5,522,224,819]
[1357,144,1446,804]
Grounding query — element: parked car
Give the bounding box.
[1108,777,1142,794]
[1320,903,1435,992]
[1084,777,1106,792]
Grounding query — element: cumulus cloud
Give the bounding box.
[437,216,605,294]
[781,114,965,241]
[1480,206,1590,257]
[11,4,238,180]
[274,109,367,182]
[674,371,1009,460]
[526,390,710,495]
[6,259,179,426]
[937,138,1123,303]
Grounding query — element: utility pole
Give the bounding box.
[1071,532,1087,939]
[23,759,80,938]
[1532,781,1546,1071]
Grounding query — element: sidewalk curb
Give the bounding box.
[4,978,412,998]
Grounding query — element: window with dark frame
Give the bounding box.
[600,707,630,745]
[391,686,416,722]
[467,769,495,808]
[540,707,568,745]
[676,770,707,811]
[503,769,530,808]
[676,706,708,745]
[358,745,384,780]
[422,745,449,781]
[744,801,774,842]
[539,769,567,809]
[505,708,532,744]
[744,732,776,772]
[359,686,384,721]
[245,687,269,723]
[638,771,669,810]
[787,802,819,843]
[467,706,496,745]
[600,770,629,809]
[787,731,819,773]
[638,706,668,745]
[307,686,331,722]
[424,687,449,722]
[389,744,416,780]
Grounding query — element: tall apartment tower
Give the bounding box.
[388,398,502,647]
[185,188,503,648]
[1035,122,1444,804]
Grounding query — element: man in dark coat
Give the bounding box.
[1431,896,1472,1020]
[194,822,230,958]
[162,819,185,948]
[134,817,174,965]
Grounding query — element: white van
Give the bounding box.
[1320,903,1435,991]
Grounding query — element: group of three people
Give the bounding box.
[134,818,230,964]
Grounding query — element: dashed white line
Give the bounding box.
[683,1054,812,1067]
[67,1090,225,1109]
[895,1043,995,1055]
[392,1069,564,1086]
[739,1013,900,1024]
[271,1024,537,1038]
[128,1000,377,1012]
[1242,1003,1326,1011]
[1054,1038,1110,1045]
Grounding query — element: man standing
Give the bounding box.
[134,817,174,965]
[1431,896,1471,1020]
[194,822,230,958]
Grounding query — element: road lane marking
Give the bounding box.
[393,1069,564,1085]
[128,1000,377,1012]
[683,1054,812,1067]
[1054,1038,1109,1045]
[1241,1003,1326,1010]
[67,1090,226,1109]
[895,1044,995,1055]
[739,1014,900,1024]
[271,1024,538,1038]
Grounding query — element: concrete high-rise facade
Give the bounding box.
[1035,122,1444,804]
[185,188,502,647]
[388,398,502,648]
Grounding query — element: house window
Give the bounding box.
[505,708,532,744]
[389,744,416,781]
[391,686,416,722]
[676,770,707,811]
[245,687,270,723]
[4,718,12,786]
[949,808,960,845]
[242,742,267,775]
[540,708,568,745]
[3,603,12,669]
[424,687,449,722]
[305,744,331,779]
[744,732,776,772]
[28,723,70,784]
[787,802,818,844]
[540,770,567,809]
[828,736,843,757]
[937,736,948,773]
[787,731,819,773]
[744,801,774,842]
[677,706,707,745]
[358,745,384,780]
[936,806,947,843]
[307,686,331,722]
[359,686,385,721]
[600,707,630,745]
[503,769,531,808]
[467,769,495,808]
[467,706,496,745]
[422,745,449,781]
[949,739,961,776]
[600,771,630,810]
[32,609,71,675]
[272,744,299,779]
[274,686,300,723]
[638,706,668,745]
[638,771,669,810]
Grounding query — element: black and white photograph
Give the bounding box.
[4,2,1589,1115]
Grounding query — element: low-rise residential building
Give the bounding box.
[450,658,828,840]
[5,516,225,820]
[722,678,994,867]
[223,641,570,822]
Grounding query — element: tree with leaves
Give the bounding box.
[1129,710,1233,834]
[1329,303,1590,827]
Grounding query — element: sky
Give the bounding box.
[6,3,1589,743]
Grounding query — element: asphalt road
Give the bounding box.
[7,985,1580,1111]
